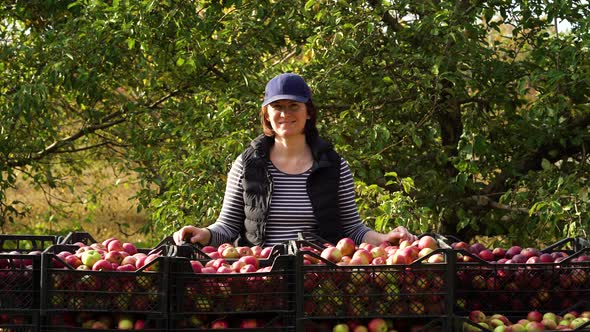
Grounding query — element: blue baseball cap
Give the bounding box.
[262,73,311,106]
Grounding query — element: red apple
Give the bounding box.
[107,239,123,252]
[210,319,229,329]
[336,237,356,257]
[321,247,342,263]
[259,247,273,258]
[104,251,124,265]
[116,264,136,272]
[92,259,114,271]
[190,260,203,273]
[367,317,388,332]
[65,254,82,268]
[236,246,253,257]
[351,248,373,265]
[240,264,257,273]
[238,255,259,269]
[250,246,263,257]
[418,235,438,250]
[121,243,137,255]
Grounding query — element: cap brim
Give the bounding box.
[262,94,309,106]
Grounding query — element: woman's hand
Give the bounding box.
[386,226,417,245]
[173,226,211,246]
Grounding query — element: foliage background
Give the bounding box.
[1,0,589,246]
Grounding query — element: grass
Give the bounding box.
[3,164,156,246]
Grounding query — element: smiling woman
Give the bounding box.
[173,73,417,248]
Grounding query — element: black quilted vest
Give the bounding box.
[239,134,343,246]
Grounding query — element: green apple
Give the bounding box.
[333,323,350,332]
[81,250,101,268]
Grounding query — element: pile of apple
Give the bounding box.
[174,242,290,317]
[298,236,447,318]
[187,242,274,274]
[45,237,164,314]
[176,314,288,329]
[47,312,155,330]
[50,237,160,272]
[452,241,590,313]
[300,235,444,266]
[450,241,578,264]
[464,309,590,331]
[307,317,440,332]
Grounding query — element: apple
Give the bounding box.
[189,260,203,273]
[120,255,137,267]
[107,239,123,252]
[134,319,145,330]
[81,250,102,268]
[122,243,138,255]
[478,249,495,261]
[64,254,82,268]
[353,326,369,332]
[240,264,257,273]
[236,246,254,257]
[351,248,373,265]
[259,247,273,258]
[520,247,540,259]
[386,252,409,265]
[468,243,486,254]
[367,318,388,332]
[336,237,356,257]
[104,251,124,265]
[418,235,438,250]
[116,264,136,271]
[427,253,445,263]
[200,246,217,255]
[418,247,434,258]
[221,247,240,259]
[231,260,246,272]
[538,253,554,263]
[210,319,229,329]
[321,247,342,263]
[92,259,114,271]
[505,245,522,258]
[117,315,134,330]
[240,319,259,328]
[469,310,486,323]
[143,253,160,271]
[333,323,350,332]
[452,241,470,250]
[238,255,259,269]
[250,245,262,257]
[217,243,234,255]
[370,246,387,259]
[527,310,543,322]
[216,265,232,273]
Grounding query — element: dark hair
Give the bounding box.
[260,100,319,142]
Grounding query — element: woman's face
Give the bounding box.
[266,100,309,138]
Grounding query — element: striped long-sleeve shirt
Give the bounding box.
[207,154,371,247]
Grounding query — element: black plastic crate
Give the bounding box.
[168,248,296,331]
[293,240,454,329]
[454,247,590,316]
[40,312,167,331]
[0,235,57,253]
[40,244,169,316]
[57,232,97,246]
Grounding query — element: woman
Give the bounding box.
[173,73,416,247]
